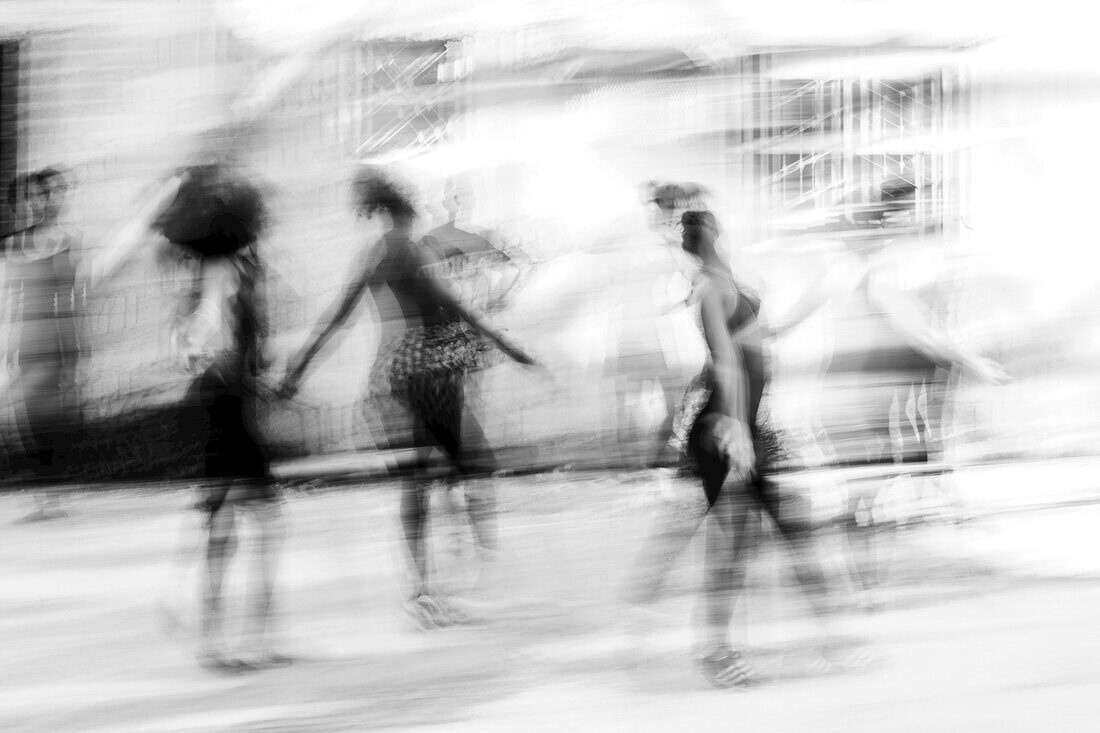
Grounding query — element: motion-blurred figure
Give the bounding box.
[155,163,287,673]
[3,167,84,522]
[768,180,1008,605]
[626,210,853,688]
[281,168,539,629]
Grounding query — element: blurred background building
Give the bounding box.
[0,0,1097,479]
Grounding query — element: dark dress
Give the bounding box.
[186,255,274,513]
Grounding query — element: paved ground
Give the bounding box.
[3,460,1100,732]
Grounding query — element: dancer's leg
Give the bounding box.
[243,493,289,664]
[199,491,245,670]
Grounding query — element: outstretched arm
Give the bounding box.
[281,248,377,393]
[413,244,537,367]
[766,255,854,338]
[867,273,1008,384]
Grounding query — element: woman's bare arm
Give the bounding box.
[412,244,537,366]
[282,245,380,389]
[867,272,1008,383]
[766,254,855,337]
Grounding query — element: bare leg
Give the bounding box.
[702,486,758,649]
[401,475,433,595]
[198,497,250,671]
[622,491,708,606]
[452,411,498,559]
[755,476,835,618]
[697,483,759,688]
[243,497,288,664]
[839,478,897,614]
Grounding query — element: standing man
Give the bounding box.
[3,167,84,521]
[414,178,523,586]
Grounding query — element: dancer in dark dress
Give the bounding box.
[154,163,287,673]
[281,168,539,628]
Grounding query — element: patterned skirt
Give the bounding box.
[368,322,489,425]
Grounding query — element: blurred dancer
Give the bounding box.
[3,167,83,522]
[281,168,538,629]
[155,163,287,673]
[627,210,845,688]
[768,180,1008,603]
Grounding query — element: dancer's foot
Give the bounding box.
[697,645,756,689]
[197,649,257,675]
[405,592,453,631]
[812,636,883,674]
[17,507,66,523]
[248,650,294,669]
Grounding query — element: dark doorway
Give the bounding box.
[0,40,19,237]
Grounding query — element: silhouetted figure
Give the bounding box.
[155,163,287,673]
[281,167,539,628]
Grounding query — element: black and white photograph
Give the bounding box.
[1,1,1098,731]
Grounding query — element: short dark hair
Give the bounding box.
[353,166,416,220]
[31,166,66,188]
[6,166,68,210]
[154,164,268,258]
[680,209,719,257]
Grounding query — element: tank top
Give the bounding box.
[371,230,466,329]
[697,267,766,425]
[5,227,79,362]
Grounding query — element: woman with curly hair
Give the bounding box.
[280,167,538,628]
[155,163,288,673]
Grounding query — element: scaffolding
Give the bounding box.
[344,37,469,158]
[730,49,966,237]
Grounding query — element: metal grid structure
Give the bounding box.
[345,37,469,158]
[730,50,966,236]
